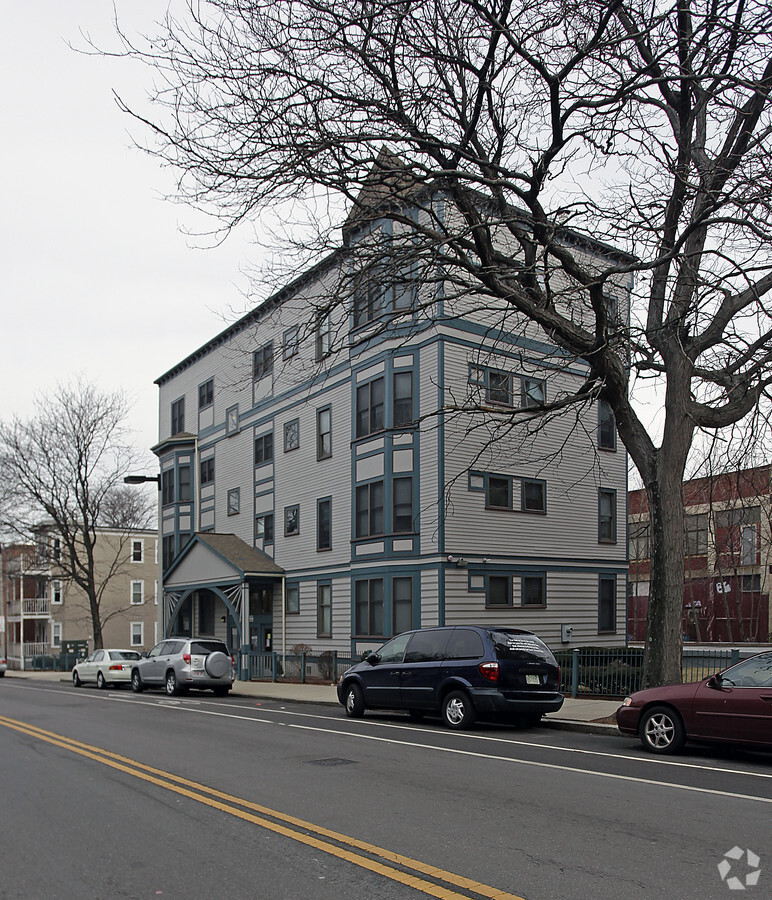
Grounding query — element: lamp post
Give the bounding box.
[124,474,161,486]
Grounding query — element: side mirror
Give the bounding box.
[141,652,149,659]
[706,674,722,689]
[366,652,379,666]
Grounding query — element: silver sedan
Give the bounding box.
[72,649,142,688]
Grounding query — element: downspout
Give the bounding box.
[281,575,286,668]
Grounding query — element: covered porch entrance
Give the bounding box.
[161,533,285,680]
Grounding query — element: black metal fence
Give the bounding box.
[245,651,359,684]
[555,646,743,698]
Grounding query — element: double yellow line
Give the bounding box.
[0,714,524,900]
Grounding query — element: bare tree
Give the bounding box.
[110,0,772,685]
[0,380,154,649]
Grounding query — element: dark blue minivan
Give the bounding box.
[337,626,563,729]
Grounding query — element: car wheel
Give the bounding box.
[131,669,144,693]
[212,686,230,697]
[344,682,365,718]
[72,670,82,688]
[97,671,107,690]
[640,705,686,754]
[165,670,179,696]
[407,709,425,722]
[442,690,476,730]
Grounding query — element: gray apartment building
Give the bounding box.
[153,189,631,677]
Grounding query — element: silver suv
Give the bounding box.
[131,638,235,697]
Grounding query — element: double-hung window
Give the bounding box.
[488,370,512,405]
[317,407,332,459]
[315,314,331,359]
[253,342,274,380]
[317,583,332,638]
[356,482,384,538]
[283,326,299,359]
[317,498,332,550]
[254,433,274,465]
[393,372,413,428]
[131,581,144,605]
[599,489,617,543]
[178,465,192,502]
[355,578,384,636]
[356,377,385,437]
[521,378,545,408]
[353,279,382,328]
[200,458,214,486]
[198,379,213,409]
[598,399,616,450]
[392,477,413,533]
[132,540,143,563]
[171,397,185,434]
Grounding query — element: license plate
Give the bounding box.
[525,674,540,685]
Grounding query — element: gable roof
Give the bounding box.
[164,532,284,587]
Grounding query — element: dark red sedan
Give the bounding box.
[616,651,772,754]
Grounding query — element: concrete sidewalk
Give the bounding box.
[2,670,622,734]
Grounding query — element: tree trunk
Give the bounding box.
[643,462,686,688]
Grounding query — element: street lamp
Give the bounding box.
[124,474,161,486]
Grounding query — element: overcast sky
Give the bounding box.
[2,2,257,467]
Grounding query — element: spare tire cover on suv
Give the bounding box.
[205,651,230,678]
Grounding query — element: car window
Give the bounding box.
[404,630,450,663]
[721,653,772,687]
[444,629,484,660]
[147,643,165,658]
[94,650,104,662]
[110,651,141,661]
[491,630,552,661]
[165,640,186,655]
[84,652,96,663]
[375,633,411,664]
[189,641,229,655]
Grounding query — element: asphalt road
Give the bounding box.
[1,678,771,899]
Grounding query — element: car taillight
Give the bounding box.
[183,654,191,664]
[109,664,122,671]
[230,656,235,666]
[479,661,499,682]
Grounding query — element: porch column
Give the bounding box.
[240,581,250,681]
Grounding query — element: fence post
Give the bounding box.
[730,648,740,666]
[272,652,278,682]
[571,647,580,698]
[301,651,306,684]
[332,650,338,683]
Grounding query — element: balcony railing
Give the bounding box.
[22,598,51,616]
[6,641,59,671]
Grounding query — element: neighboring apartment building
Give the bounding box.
[154,190,632,674]
[628,466,772,644]
[1,527,159,668]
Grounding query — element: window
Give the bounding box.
[131,622,144,647]
[253,342,274,380]
[284,419,300,452]
[405,629,450,663]
[52,538,61,561]
[285,504,300,536]
[353,279,382,328]
[392,477,413,532]
[162,535,175,571]
[227,488,240,516]
[316,314,331,360]
[392,577,413,635]
[685,514,708,556]
[356,377,385,437]
[317,583,332,637]
[283,326,299,359]
[178,464,192,502]
[52,622,62,649]
[487,477,511,509]
[521,378,545,408]
[522,480,546,513]
[256,513,275,544]
[199,379,213,409]
[629,521,650,559]
[599,489,617,543]
[171,397,185,434]
[598,399,616,450]
[131,581,144,605]
[445,629,484,660]
[254,433,274,465]
[393,372,413,428]
[162,469,174,506]
[487,576,511,607]
[226,405,239,435]
[522,574,546,607]
[488,370,512,405]
[598,575,617,632]
[317,407,332,459]
[132,540,143,563]
[356,481,384,537]
[200,458,215,486]
[743,574,761,592]
[286,583,300,614]
[51,581,62,604]
[742,525,758,566]
[355,578,384,636]
[317,498,332,550]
